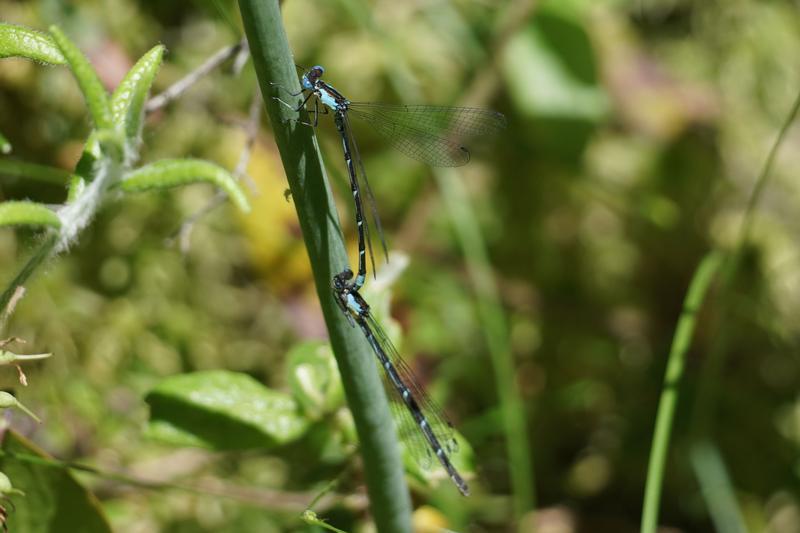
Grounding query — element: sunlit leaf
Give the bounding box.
[0,23,65,65]
[111,45,165,148]
[49,26,112,130]
[146,370,310,451]
[0,431,112,533]
[0,131,10,155]
[502,7,608,120]
[0,201,60,229]
[286,341,344,421]
[119,159,250,212]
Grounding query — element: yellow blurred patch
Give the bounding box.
[412,505,450,533]
[212,127,365,295]
[214,128,312,291]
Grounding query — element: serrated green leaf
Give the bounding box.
[0,159,73,185]
[111,44,165,144]
[119,159,250,212]
[145,370,309,451]
[0,431,112,533]
[0,201,60,229]
[287,341,344,421]
[49,26,112,130]
[0,23,65,65]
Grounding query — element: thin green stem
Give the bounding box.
[437,170,535,519]
[0,235,56,313]
[0,155,121,311]
[236,1,412,531]
[684,84,800,533]
[734,88,800,259]
[689,440,747,533]
[641,251,723,533]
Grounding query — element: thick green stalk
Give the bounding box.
[640,251,722,533]
[236,1,412,531]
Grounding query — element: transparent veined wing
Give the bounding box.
[348,103,506,167]
[364,313,461,467]
[337,112,388,278]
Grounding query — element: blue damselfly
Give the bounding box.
[273,65,506,290]
[332,269,469,496]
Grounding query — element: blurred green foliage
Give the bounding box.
[1,0,800,532]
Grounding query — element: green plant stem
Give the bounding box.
[437,170,535,519]
[734,88,800,258]
[236,1,412,531]
[641,251,723,533]
[689,440,747,533]
[684,86,800,533]
[693,87,800,432]
[0,235,56,313]
[0,154,122,314]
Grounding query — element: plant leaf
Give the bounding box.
[0,130,10,154]
[119,159,250,212]
[502,7,608,120]
[0,159,73,185]
[0,23,65,64]
[0,430,112,533]
[0,201,60,229]
[48,26,112,130]
[145,370,309,451]
[111,44,165,146]
[286,341,344,421]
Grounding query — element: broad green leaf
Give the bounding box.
[111,45,165,145]
[120,159,250,212]
[286,341,344,421]
[0,130,10,154]
[0,201,60,229]
[146,370,309,451]
[502,8,608,120]
[0,431,112,533]
[0,23,65,65]
[144,419,209,448]
[0,159,73,185]
[49,26,112,130]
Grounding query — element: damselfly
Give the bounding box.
[332,269,469,496]
[273,65,506,290]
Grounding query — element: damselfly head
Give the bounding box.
[307,65,324,83]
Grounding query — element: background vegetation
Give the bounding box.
[1,0,800,531]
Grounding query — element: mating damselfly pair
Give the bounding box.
[274,64,505,496]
